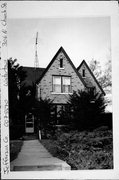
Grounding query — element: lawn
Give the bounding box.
[41,126,113,170]
[10,140,23,162]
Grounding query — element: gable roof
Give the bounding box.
[36,46,87,88]
[77,60,105,95]
[22,67,45,86]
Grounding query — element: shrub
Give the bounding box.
[65,90,107,130]
[10,125,24,140]
[34,98,53,137]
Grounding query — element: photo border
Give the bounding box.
[1,1,119,179]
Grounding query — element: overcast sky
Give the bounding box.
[7,2,111,68]
[8,17,111,69]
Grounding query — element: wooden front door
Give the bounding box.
[25,113,34,133]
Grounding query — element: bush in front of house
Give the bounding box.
[65,90,107,130]
[34,97,53,137]
[10,125,25,140]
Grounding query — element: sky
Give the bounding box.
[7,17,111,68]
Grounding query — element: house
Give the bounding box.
[23,46,105,133]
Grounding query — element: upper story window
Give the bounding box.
[53,76,71,93]
[82,69,85,77]
[60,58,63,68]
[62,76,71,93]
[53,76,61,93]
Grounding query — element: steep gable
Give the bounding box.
[37,47,87,103]
[37,47,86,86]
[77,60,105,95]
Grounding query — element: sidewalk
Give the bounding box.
[10,140,71,171]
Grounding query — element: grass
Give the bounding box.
[10,140,23,162]
[41,127,113,170]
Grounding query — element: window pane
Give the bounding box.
[63,77,70,85]
[53,76,61,85]
[62,77,70,93]
[53,76,61,92]
[53,85,61,93]
[63,85,71,93]
[62,77,71,93]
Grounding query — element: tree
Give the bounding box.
[8,58,27,139]
[19,82,36,113]
[89,59,102,79]
[89,59,112,91]
[66,90,107,130]
[8,58,26,124]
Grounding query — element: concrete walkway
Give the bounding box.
[11,140,71,171]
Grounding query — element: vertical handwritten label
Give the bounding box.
[2,136,9,174]
[2,59,8,86]
[1,3,7,47]
[1,2,10,177]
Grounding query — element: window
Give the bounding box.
[53,76,61,93]
[53,76,71,93]
[82,69,85,77]
[60,58,63,68]
[88,87,96,96]
[62,76,71,93]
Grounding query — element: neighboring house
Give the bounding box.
[23,46,105,133]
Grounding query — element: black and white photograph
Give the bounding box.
[1,1,119,179]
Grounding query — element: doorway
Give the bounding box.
[25,113,34,133]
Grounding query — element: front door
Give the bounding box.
[25,113,34,133]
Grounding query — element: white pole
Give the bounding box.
[39,130,41,140]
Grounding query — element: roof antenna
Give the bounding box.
[34,32,39,68]
[34,32,39,85]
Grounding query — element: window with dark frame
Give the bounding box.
[82,69,85,77]
[53,75,71,93]
[89,86,96,95]
[53,76,61,93]
[62,76,71,93]
[60,58,63,68]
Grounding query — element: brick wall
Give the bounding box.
[37,52,85,104]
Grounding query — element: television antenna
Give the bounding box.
[34,32,39,68]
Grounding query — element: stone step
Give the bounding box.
[13,165,62,171]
